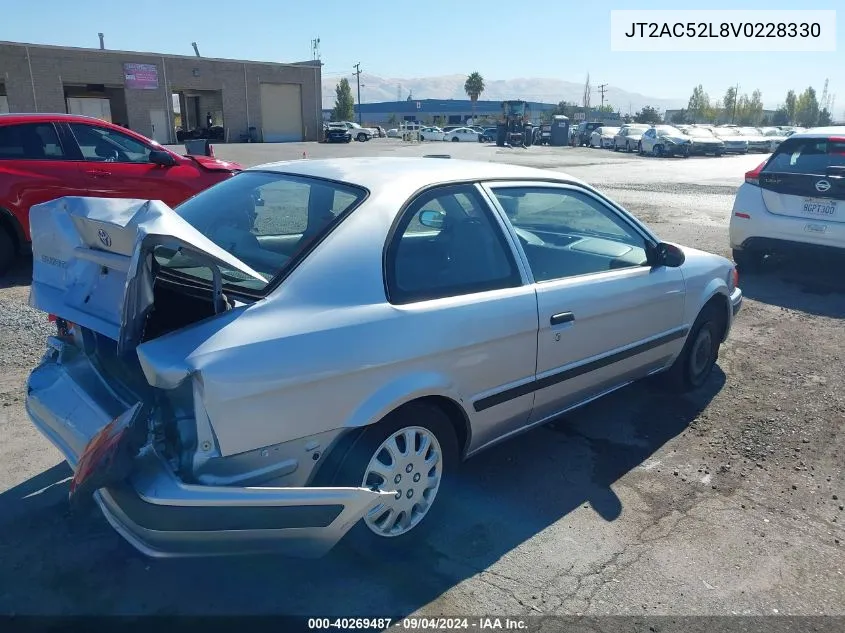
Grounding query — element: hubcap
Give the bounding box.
[690,327,714,381]
[361,426,442,537]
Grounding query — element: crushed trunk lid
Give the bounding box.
[29,196,265,355]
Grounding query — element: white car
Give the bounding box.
[25,157,741,559]
[711,127,749,154]
[420,126,445,142]
[590,127,620,149]
[736,127,772,153]
[730,127,845,270]
[386,128,401,138]
[338,121,378,142]
[446,127,480,142]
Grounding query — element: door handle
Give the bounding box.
[85,169,111,177]
[550,312,575,326]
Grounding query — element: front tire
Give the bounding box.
[0,229,15,275]
[652,144,663,157]
[357,133,367,142]
[660,304,725,393]
[452,137,459,142]
[330,402,459,555]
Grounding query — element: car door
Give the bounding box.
[64,121,200,207]
[385,183,539,453]
[0,121,86,240]
[482,182,687,424]
[640,128,655,152]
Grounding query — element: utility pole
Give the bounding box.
[731,83,739,124]
[353,63,363,124]
[598,83,608,109]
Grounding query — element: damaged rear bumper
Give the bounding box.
[25,343,390,558]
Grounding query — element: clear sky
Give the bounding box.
[2,0,842,113]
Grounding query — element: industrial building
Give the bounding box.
[334,99,559,126]
[0,40,322,143]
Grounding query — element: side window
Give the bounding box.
[68,123,152,163]
[386,185,522,304]
[0,123,66,160]
[491,187,651,283]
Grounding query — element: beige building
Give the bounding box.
[0,40,322,143]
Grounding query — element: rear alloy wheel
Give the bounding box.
[0,229,15,275]
[330,402,458,555]
[652,144,663,157]
[357,133,367,142]
[452,137,459,142]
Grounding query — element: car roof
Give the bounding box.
[0,112,119,126]
[787,126,845,139]
[246,157,586,193]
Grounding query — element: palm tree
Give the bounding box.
[464,72,485,123]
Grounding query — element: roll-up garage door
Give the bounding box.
[260,83,303,142]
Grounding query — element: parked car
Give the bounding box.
[730,127,845,270]
[420,127,445,142]
[338,121,378,142]
[375,126,387,138]
[446,127,480,142]
[0,113,242,274]
[26,156,742,558]
[535,124,552,145]
[386,128,401,138]
[737,127,771,153]
[324,123,352,144]
[479,127,498,143]
[613,124,650,152]
[589,126,620,149]
[682,126,725,156]
[576,121,604,146]
[711,127,749,154]
[760,127,788,152]
[638,125,692,157]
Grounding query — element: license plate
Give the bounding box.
[802,198,838,217]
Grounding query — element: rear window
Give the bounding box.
[154,171,367,293]
[0,123,65,159]
[764,137,845,175]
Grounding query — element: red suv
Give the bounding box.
[0,113,242,273]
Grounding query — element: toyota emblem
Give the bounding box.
[97,228,112,247]
[815,179,831,193]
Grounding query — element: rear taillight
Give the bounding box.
[745,160,767,186]
[732,268,740,290]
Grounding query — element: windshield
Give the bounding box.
[601,127,620,135]
[739,127,761,136]
[685,127,715,138]
[154,171,367,293]
[655,126,682,136]
[715,127,740,136]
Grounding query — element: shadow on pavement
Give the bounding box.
[0,370,724,616]
[739,252,845,319]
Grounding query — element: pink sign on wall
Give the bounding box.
[123,63,159,90]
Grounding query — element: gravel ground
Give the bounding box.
[0,141,843,621]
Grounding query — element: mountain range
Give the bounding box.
[321,73,687,114]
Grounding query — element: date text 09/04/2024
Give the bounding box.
[624,22,821,38]
[307,618,530,630]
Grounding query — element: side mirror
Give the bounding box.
[418,209,446,229]
[651,242,686,268]
[149,149,177,167]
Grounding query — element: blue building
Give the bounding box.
[323,99,559,126]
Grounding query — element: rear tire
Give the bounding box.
[732,248,762,273]
[357,133,367,142]
[0,229,15,276]
[659,304,725,393]
[330,402,459,557]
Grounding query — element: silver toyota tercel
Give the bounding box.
[26,157,743,558]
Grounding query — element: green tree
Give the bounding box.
[794,87,820,127]
[331,78,354,122]
[722,86,738,121]
[464,71,485,120]
[387,113,397,125]
[687,84,711,123]
[818,108,832,126]
[760,115,771,126]
[634,105,661,124]
[784,90,797,123]
[771,107,789,126]
[670,109,688,124]
[596,104,615,114]
[747,89,764,125]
